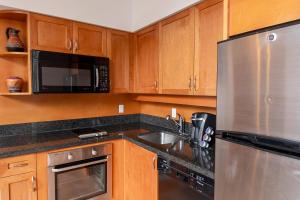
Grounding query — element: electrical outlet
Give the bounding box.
[118,104,124,113]
[171,108,177,118]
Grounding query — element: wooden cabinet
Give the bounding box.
[73,22,106,56]
[31,14,107,56]
[124,141,158,200]
[0,172,37,200]
[194,1,224,96]
[30,13,73,53]
[107,29,130,93]
[229,0,300,36]
[159,8,195,95]
[0,154,37,200]
[134,24,159,94]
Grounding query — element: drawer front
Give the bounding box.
[0,154,36,178]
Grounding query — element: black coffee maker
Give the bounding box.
[190,112,216,148]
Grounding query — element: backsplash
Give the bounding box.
[0,114,192,137]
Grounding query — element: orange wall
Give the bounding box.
[0,94,140,125]
[0,94,216,125]
[140,101,216,122]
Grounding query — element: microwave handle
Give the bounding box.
[52,158,107,173]
[95,66,99,88]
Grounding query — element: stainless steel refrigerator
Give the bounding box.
[216,22,300,200]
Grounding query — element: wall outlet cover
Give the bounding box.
[119,104,125,113]
[171,108,176,118]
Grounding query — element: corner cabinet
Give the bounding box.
[159,8,195,95]
[107,29,130,93]
[133,24,159,94]
[194,1,224,96]
[124,141,158,200]
[229,0,300,36]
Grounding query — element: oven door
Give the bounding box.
[48,156,112,200]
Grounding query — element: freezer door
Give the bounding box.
[215,139,300,200]
[217,23,300,141]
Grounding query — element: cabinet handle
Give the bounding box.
[31,176,37,192]
[152,157,156,170]
[9,162,29,168]
[189,76,192,91]
[68,39,72,51]
[194,76,198,91]
[154,81,158,90]
[74,40,78,51]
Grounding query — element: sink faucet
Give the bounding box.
[166,113,185,135]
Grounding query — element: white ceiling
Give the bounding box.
[0,0,201,32]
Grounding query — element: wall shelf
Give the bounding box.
[0,52,28,57]
[0,92,32,96]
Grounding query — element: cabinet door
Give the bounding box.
[73,22,107,56]
[30,13,73,53]
[0,172,37,200]
[159,8,195,95]
[194,1,224,96]
[124,141,158,200]
[229,0,300,36]
[107,30,130,93]
[134,24,159,93]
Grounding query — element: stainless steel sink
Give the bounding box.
[138,131,180,145]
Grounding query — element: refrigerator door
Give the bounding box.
[217,23,300,141]
[215,139,300,200]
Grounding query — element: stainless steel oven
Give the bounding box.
[48,144,112,200]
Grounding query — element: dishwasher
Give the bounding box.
[158,157,214,200]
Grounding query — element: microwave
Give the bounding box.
[32,50,109,93]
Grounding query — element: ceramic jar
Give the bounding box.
[6,76,23,92]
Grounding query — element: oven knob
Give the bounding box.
[92,148,97,156]
[67,153,73,160]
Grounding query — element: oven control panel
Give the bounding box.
[47,143,112,166]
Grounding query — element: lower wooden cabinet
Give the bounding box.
[124,141,158,200]
[0,171,37,200]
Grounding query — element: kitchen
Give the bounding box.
[0,0,299,200]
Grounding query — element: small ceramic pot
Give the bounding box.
[6,76,23,93]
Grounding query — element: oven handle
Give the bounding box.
[51,158,107,173]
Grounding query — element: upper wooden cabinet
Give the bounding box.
[229,0,300,36]
[73,22,106,56]
[134,24,159,94]
[124,141,158,200]
[159,8,195,95]
[194,1,224,96]
[30,13,73,53]
[107,29,130,93]
[30,13,107,56]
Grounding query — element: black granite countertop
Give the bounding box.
[0,121,214,179]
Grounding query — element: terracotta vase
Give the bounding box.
[6,27,25,52]
[6,76,23,93]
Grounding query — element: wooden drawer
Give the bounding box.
[0,154,36,178]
